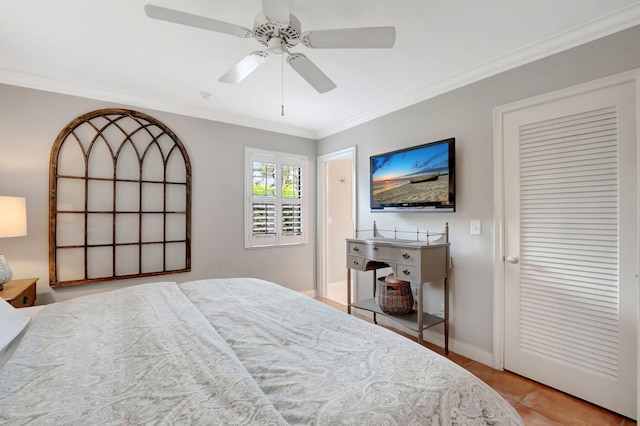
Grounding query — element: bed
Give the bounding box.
[0,278,523,425]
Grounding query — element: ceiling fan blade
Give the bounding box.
[261,0,290,24]
[219,52,270,84]
[302,27,396,49]
[145,4,252,38]
[287,53,336,94]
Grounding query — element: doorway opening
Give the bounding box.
[317,147,356,305]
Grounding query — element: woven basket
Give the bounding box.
[376,277,413,315]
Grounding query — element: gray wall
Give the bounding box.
[318,25,640,359]
[0,85,317,304]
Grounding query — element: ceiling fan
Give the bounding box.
[144,0,396,94]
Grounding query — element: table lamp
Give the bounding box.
[0,196,28,291]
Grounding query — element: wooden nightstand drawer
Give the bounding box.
[1,278,38,308]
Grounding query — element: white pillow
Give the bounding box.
[0,300,30,352]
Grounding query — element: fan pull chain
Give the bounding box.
[281,54,285,116]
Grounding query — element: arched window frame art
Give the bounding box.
[49,108,192,287]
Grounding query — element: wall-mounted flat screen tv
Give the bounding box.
[370,138,455,212]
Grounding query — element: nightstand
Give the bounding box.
[1,278,38,308]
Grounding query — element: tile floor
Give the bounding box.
[316,297,637,426]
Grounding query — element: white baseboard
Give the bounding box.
[373,315,494,367]
[301,289,317,298]
[421,329,494,367]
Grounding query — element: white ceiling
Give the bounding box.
[2,0,640,139]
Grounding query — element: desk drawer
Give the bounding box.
[393,264,419,282]
[348,242,372,257]
[347,255,366,271]
[373,246,420,265]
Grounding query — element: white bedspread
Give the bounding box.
[0,282,286,425]
[179,278,523,425]
[0,278,523,425]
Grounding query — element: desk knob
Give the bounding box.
[353,260,360,266]
[402,253,410,259]
[402,269,410,276]
[373,246,379,251]
[353,247,360,252]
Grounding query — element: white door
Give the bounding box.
[501,75,637,418]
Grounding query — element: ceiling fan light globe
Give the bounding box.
[268,38,286,55]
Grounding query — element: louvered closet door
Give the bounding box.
[503,78,637,418]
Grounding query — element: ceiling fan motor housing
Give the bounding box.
[253,12,301,48]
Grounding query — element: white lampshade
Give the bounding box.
[0,196,28,238]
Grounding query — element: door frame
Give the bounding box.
[316,146,357,299]
[492,69,640,372]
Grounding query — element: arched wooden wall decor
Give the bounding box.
[49,108,192,287]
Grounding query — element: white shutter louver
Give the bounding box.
[252,203,276,237]
[282,204,302,236]
[518,106,619,379]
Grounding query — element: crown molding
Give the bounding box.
[0,68,317,140]
[316,3,640,139]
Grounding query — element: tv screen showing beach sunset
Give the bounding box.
[371,140,452,207]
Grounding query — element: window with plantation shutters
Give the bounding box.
[245,148,307,248]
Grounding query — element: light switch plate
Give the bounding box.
[470,220,482,235]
